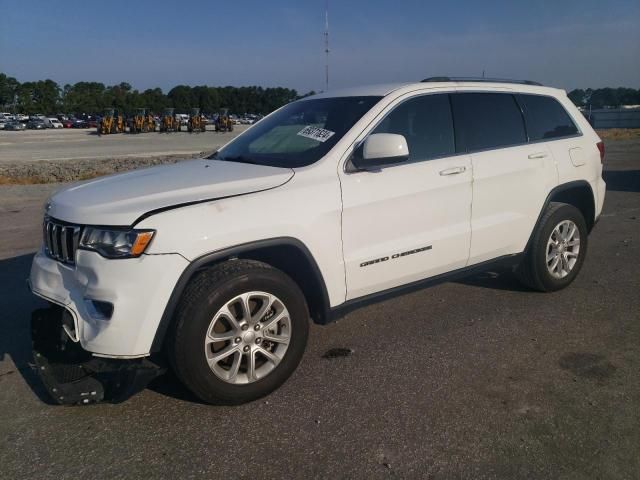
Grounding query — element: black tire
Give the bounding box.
[168,259,309,405]
[516,202,588,292]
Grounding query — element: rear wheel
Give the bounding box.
[168,260,309,405]
[516,202,588,292]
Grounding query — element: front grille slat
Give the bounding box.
[61,226,69,261]
[43,218,81,265]
[52,224,60,257]
[46,222,53,254]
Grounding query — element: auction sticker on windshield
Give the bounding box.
[297,126,335,142]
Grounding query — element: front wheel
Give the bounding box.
[168,260,309,405]
[516,202,588,292]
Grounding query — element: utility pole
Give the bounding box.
[324,0,329,91]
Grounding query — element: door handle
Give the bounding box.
[439,166,466,176]
[528,153,548,159]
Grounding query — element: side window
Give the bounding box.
[451,93,526,152]
[518,94,579,141]
[372,94,455,161]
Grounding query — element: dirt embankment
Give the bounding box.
[0,151,213,185]
[596,128,640,140]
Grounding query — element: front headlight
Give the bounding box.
[79,227,155,259]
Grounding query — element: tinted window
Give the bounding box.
[519,94,579,141]
[451,93,526,152]
[210,96,381,168]
[372,94,455,161]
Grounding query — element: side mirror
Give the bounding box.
[351,133,409,171]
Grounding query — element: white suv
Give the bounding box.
[29,78,606,405]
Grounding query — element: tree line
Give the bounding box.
[568,87,640,109]
[0,73,310,116]
[2,72,639,115]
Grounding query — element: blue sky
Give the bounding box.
[1,0,639,93]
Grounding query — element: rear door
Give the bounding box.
[451,91,558,264]
[517,93,585,186]
[340,93,472,300]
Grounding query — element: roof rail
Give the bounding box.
[421,76,543,86]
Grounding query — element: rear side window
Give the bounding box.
[372,94,455,161]
[518,94,579,141]
[451,93,526,152]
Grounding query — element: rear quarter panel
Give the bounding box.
[551,94,605,218]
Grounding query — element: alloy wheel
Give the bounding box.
[204,291,292,385]
[546,220,581,279]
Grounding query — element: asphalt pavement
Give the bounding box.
[0,138,638,479]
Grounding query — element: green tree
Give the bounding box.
[0,73,20,111]
[167,85,195,111]
[3,71,303,116]
[567,89,586,107]
[62,81,107,114]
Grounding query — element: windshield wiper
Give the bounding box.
[213,155,261,165]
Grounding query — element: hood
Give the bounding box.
[48,159,294,225]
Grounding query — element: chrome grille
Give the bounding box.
[43,217,81,265]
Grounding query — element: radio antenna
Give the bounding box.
[324,0,330,91]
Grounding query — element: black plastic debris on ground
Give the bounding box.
[322,348,354,359]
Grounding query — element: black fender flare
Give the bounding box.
[150,237,331,352]
[523,180,595,253]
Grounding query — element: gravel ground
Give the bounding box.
[0,138,638,479]
[0,153,209,183]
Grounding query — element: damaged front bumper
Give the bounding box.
[32,306,166,405]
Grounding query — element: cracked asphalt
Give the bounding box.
[0,138,638,479]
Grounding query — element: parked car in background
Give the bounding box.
[27,119,47,129]
[62,119,75,128]
[17,114,29,122]
[176,113,189,125]
[4,121,26,131]
[0,119,6,130]
[48,118,63,129]
[72,119,89,128]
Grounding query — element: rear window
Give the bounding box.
[451,93,527,152]
[518,94,579,141]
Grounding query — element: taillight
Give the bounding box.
[596,141,605,164]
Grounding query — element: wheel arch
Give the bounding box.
[525,180,596,252]
[150,237,331,353]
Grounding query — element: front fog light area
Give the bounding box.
[84,299,114,320]
[62,309,79,341]
[79,227,155,259]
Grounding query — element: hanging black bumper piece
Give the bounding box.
[31,306,165,405]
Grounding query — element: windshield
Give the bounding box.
[209,96,381,168]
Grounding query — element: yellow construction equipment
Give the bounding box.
[97,108,125,135]
[147,111,156,132]
[129,108,154,133]
[214,108,234,132]
[159,108,181,132]
[187,108,206,133]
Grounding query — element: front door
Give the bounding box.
[339,93,473,300]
